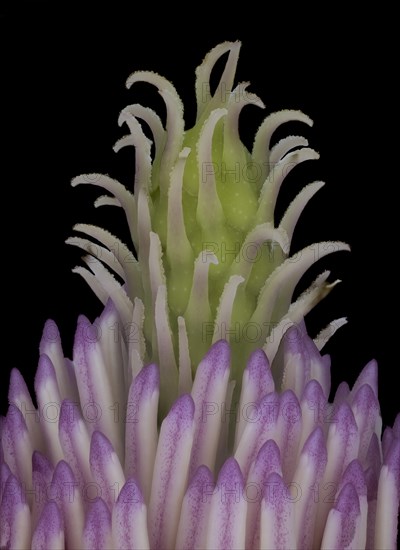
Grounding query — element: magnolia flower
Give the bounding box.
[1,41,399,549]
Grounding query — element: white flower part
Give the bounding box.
[2,407,34,504]
[136,187,152,290]
[256,147,320,224]
[177,316,193,394]
[8,368,44,452]
[116,109,153,193]
[59,400,92,486]
[234,391,280,479]
[34,356,64,466]
[292,427,327,548]
[80,255,133,327]
[69,41,353,402]
[224,82,265,149]
[189,340,230,476]
[314,316,348,351]
[148,231,166,307]
[71,173,135,234]
[71,264,109,304]
[158,88,185,193]
[252,241,350,330]
[125,70,184,193]
[154,284,178,413]
[175,465,214,549]
[269,134,309,166]
[82,497,112,550]
[0,474,31,549]
[124,363,159,503]
[195,41,241,120]
[94,194,121,208]
[263,271,334,365]
[71,223,140,292]
[229,223,290,285]
[234,348,274,450]
[52,460,85,550]
[374,437,400,549]
[212,275,245,343]
[260,472,296,550]
[167,147,193,266]
[245,440,282,548]
[119,103,166,159]
[148,394,195,549]
[31,501,64,550]
[128,297,146,374]
[252,109,313,183]
[184,251,217,335]
[67,235,127,280]
[205,458,247,550]
[112,480,150,550]
[196,108,227,230]
[279,180,325,243]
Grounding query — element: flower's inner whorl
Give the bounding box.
[68,41,349,414]
[1,41,399,550]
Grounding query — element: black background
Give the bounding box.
[1,6,398,434]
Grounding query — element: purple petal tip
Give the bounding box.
[90,430,115,465]
[284,324,320,359]
[113,478,146,548]
[73,315,92,351]
[384,437,400,490]
[200,339,230,377]
[257,391,280,424]
[1,461,12,486]
[341,459,367,497]
[40,319,61,349]
[132,362,159,398]
[280,389,300,421]
[188,464,214,493]
[59,399,82,434]
[352,359,378,396]
[53,459,76,487]
[334,381,350,405]
[302,379,325,405]
[254,439,281,474]
[301,426,327,471]
[366,433,381,476]
[392,413,400,438]
[168,393,195,429]
[244,443,282,507]
[32,450,53,477]
[1,473,22,505]
[246,348,270,378]
[352,383,379,415]
[6,404,27,435]
[217,457,244,490]
[100,297,117,320]
[331,401,358,437]
[34,354,57,392]
[263,471,288,505]
[8,368,29,403]
[41,500,63,529]
[365,467,378,501]
[116,477,145,509]
[83,497,111,548]
[32,501,63,547]
[334,482,360,548]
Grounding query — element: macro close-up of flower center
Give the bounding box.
[1,40,399,549]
